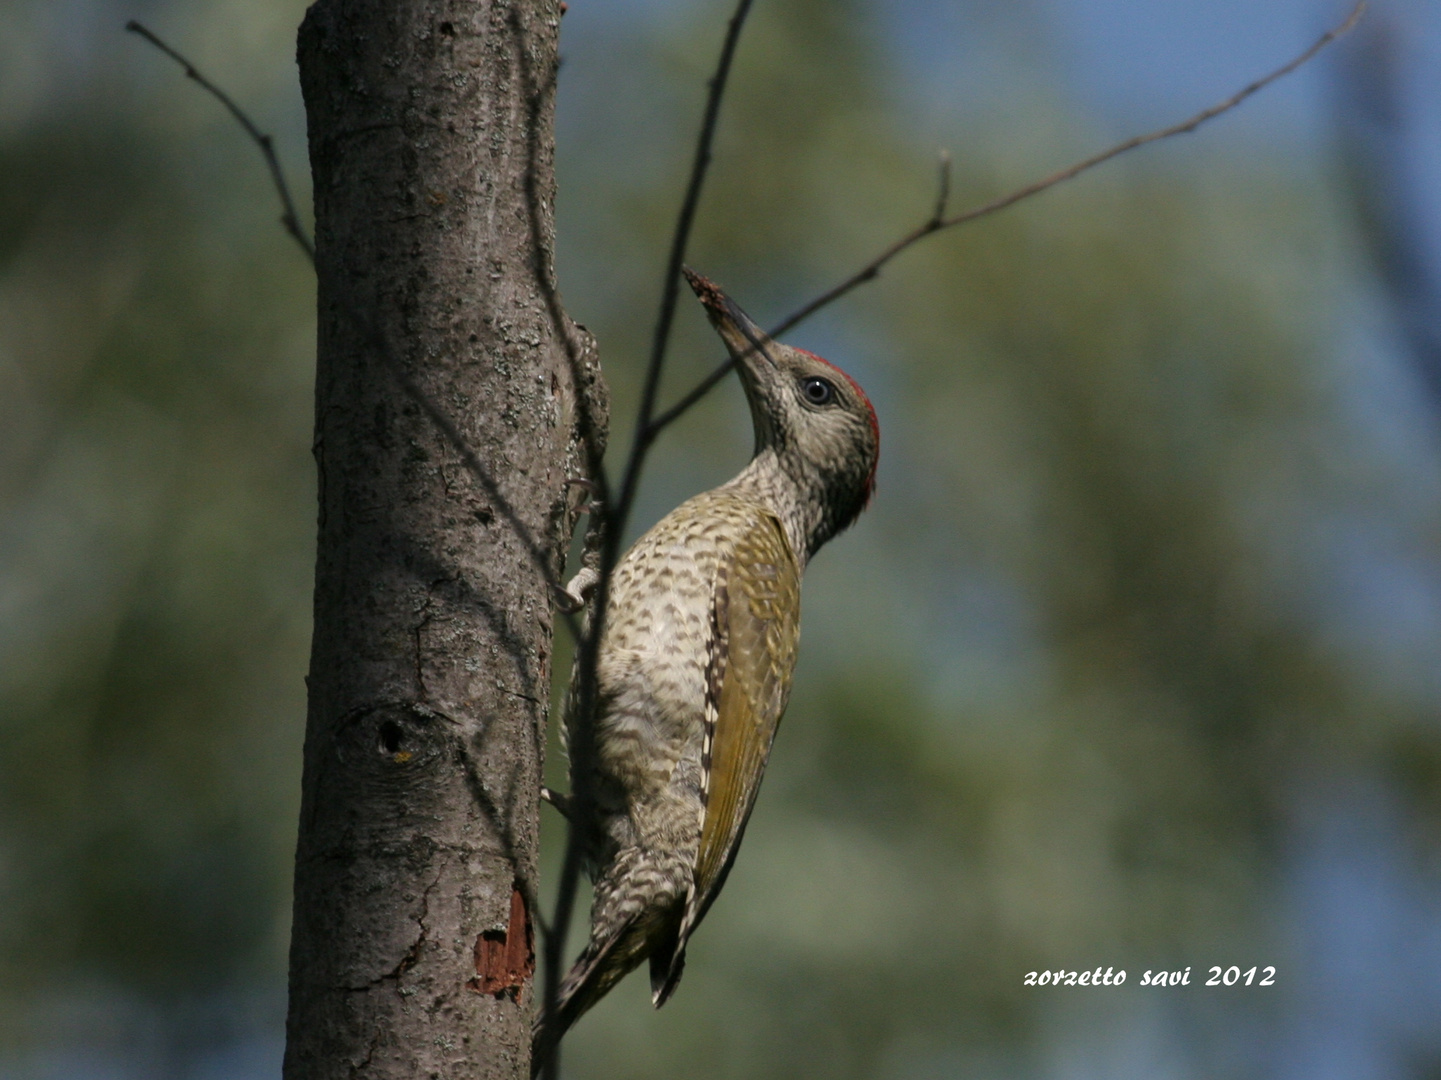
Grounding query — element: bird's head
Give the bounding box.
[684,268,879,551]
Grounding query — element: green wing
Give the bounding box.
[654,509,800,1002]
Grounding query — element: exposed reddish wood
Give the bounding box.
[469,884,534,1001]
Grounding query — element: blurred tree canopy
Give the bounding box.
[3,0,1441,1077]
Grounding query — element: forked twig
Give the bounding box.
[650,0,1368,436]
[128,5,1367,1074]
[538,3,757,1077]
[126,20,315,261]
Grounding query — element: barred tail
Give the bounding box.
[530,916,639,1078]
[531,847,693,1075]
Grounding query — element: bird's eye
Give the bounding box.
[800,377,835,406]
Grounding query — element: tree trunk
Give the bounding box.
[285,2,603,1078]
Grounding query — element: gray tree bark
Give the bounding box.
[285,2,604,1078]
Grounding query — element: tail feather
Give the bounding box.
[530,846,695,1075]
[651,878,711,1007]
[649,941,686,1008]
[530,916,639,1078]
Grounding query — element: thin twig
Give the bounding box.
[931,149,952,226]
[537,3,756,1077]
[647,347,740,433]
[128,14,587,1025]
[130,4,1366,1069]
[610,0,755,534]
[127,20,315,262]
[650,0,1368,436]
[126,19,583,640]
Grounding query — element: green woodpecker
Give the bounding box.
[533,271,879,1067]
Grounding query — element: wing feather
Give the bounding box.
[655,509,800,1001]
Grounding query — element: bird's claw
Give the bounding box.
[565,477,604,518]
[541,785,573,819]
[556,566,599,613]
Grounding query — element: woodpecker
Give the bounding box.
[533,270,879,1069]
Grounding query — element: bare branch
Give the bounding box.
[126,20,315,262]
[126,19,584,645]
[611,0,756,533]
[134,3,1367,1071]
[537,3,756,1077]
[647,346,740,433]
[778,0,1366,335]
[931,149,952,227]
[652,0,1368,434]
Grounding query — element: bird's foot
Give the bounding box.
[565,477,604,517]
[540,785,573,819]
[556,566,599,614]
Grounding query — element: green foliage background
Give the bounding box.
[2,0,1439,1077]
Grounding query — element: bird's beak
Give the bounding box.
[683,268,778,372]
[684,268,786,453]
